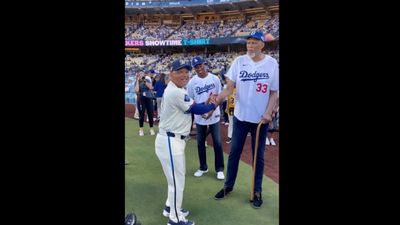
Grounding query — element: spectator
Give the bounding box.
[154,73,168,120]
[135,71,156,136]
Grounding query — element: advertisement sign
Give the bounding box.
[125,40,145,47]
[181,38,210,46]
[145,40,182,46]
[124,36,259,47]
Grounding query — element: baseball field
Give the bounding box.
[125,118,279,225]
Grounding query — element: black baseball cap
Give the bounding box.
[171,60,192,71]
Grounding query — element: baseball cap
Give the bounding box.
[191,56,205,67]
[171,60,192,71]
[144,76,152,83]
[247,31,265,42]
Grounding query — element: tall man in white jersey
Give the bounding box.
[212,31,279,209]
[155,60,217,225]
[187,56,225,180]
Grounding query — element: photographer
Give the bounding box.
[135,71,156,136]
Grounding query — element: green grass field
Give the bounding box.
[125,118,279,225]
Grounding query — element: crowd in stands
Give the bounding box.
[125,24,180,40]
[218,19,244,37]
[235,14,279,38]
[261,14,279,38]
[125,14,279,40]
[129,24,159,40]
[167,19,245,39]
[168,21,221,39]
[125,24,138,38]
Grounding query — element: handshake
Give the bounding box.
[201,93,219,120]
[206,93,219,105]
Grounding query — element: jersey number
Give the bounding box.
[256,83,268,93]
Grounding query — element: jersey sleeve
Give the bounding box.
[172,89,195,113]
[215,76,222,95]
[270,63,279,91]
[226,58,238,83]
[187,103,216,115]
[186,79,195,100]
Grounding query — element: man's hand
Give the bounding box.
[261,112,273,124]
[210,95,218,105]
[202,111,213,120]
[214,95,223,106]
[206,93,218,105]
[262,90,278,124]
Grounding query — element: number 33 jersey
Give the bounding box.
[226,54,279,123]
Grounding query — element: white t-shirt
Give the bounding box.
[227,54,279,123]
[159,81,194,136]
[187,72,221,125]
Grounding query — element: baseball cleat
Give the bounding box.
[163,206,189,217]
[167,219,194,225]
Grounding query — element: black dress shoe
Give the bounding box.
[214,187,233,200]
[251,192,263,208]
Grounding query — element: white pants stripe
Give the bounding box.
[155,133,186,222]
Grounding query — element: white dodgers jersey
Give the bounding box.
[187,73,221,125]
[227,54,279,123]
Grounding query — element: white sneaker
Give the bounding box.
[150,129,155,135]
[216,171,225,180]
[139,129,144,136]
[205,141,208,147]
[265,138,270,145]
[194,169,208,177]
[270,138,276,146]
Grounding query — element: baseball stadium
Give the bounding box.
[125,1,279,224]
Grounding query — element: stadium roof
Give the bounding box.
[125,0,279,15]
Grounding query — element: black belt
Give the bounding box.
[166,132,187,140]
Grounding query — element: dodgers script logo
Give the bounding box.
[239,71,269,82]
[195,83,215,95]
[184,94,190,102]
